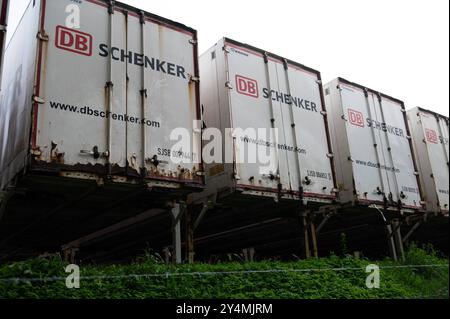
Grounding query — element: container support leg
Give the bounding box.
[301,212,311,258]
[171,203,185,264]
[403,220,422,244]
[392,220,405,262]
[310,221,318,258]
[184,203,210,264]
[185,208,195,264]
[386,223,398,261]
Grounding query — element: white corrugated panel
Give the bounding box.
[408,107,449,213]
[324,78,422,210]
[200,38,336,203]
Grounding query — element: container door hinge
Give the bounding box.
[222,46,230,53]
[37,32,49,41]
[196,171,206,177]
[108,0,116,14]
[326,153,334,159]
[139,11,146,24]
[189,39,198,45]
[376,92,382,102]
[225,82,233,89]
[32,95,45,104]
[320,111,327,116]
[106,81,114,88]
[189,76,200,83]
[0,25,6,32]
[316,80,322,85]
[363,88,369,97]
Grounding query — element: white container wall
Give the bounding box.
[199,38,337,203]
[0,0,9,86]
[324,78,423,211]
[0,0,203,191]
[408,107,449,214]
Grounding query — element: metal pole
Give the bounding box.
[302,214,311,258]
[171,204,182,264]
[393,220,405,261]
[310,221,318,258]
[403,220,422,243]
[185,207,194,264]
[386,223,398,261]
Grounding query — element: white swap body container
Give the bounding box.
[324,78,423,211]
[0,0,203,191]
[199,38,337,203]
[408,107,449,214]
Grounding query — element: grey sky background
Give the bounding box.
[7,0,449,116]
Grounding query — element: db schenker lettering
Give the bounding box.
[99,44,187,79]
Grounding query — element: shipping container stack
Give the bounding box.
[0,1,447,264]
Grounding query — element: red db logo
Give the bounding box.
[236,75,259,98]
[348,108,365,127]
[425,129,438,144]
[55,26,92,56]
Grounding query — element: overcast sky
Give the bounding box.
[7,0,449,116]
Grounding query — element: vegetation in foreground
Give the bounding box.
[0,245,448,299]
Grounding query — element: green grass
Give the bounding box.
[0,244,448,299]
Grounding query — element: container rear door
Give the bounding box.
[34,0,201,184]
[338,84,387,203]
[338,81,421,208]
[379,98,421,208]
[224,42,335,200]
[419,111,449,211]
[278,63,335,199]
[224,43,289,193]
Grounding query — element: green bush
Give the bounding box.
[0,245,447,299]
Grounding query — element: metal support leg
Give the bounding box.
[316,212,333,235]
[162,247,171,264]
[63,248,78,264]
[302,213,311,258]
[310,222,318,258]
[171,204,183,264]
[185,208,195,264]
[242,247,255,262]
[403,220,422,244]
[386,224,398,261]
[393,220,405,262]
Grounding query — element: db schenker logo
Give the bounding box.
[425,129,438,144]
[348,108,365,127]
[235,75,259,98]
[55,25,92,56]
